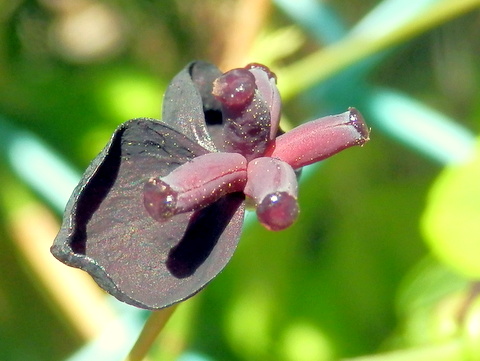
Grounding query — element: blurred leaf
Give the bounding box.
[396,257,469,346]
[462,293,480,360]
[422,139,480,277]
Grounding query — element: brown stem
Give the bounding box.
[124,305,178,361]
[219,0,272,70]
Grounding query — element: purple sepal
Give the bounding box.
[51,119,245,310]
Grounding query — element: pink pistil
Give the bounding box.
[265,107,370,170]
[244,157,299,231]
[143,153,247,221]
[247,65,281,140]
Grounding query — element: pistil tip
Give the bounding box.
[143,177,178,221]
[348,107,370,144]
[257,191,299,231]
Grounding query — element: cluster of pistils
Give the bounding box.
[244,157,299,231]
[142,106,370,229]
[147,68,370,228]
[144,152,247,221]
[212,68,272,161]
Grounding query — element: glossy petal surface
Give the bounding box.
[162,61,219,152]
[51,118,245,310]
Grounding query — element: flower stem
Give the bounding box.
[219,0,271,70]
[278,0,480,100]
[123,305,178,361]
[341,339,464,361]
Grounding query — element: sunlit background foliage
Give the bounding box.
[1,0,480,360]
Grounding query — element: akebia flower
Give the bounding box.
[51,61,369,310]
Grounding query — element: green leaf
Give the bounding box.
[422,139,480,278]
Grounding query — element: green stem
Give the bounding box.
[341,339,464,361]
[278,0,480,100]
[123,305,178,361]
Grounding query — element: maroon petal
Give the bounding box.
[162,62,219,152]
[51,119,245,309]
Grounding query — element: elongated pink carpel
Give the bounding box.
[244,157,299,231]
[248,66,281,140]
[265,108,370,169]
[144,152,247,221]
[213,68,272,161]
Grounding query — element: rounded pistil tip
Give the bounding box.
[256,191,299,231]
[212,68,256,108]
[143,177,178,221]
[348,107,370,143]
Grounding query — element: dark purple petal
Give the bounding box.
[51,118,245,310]
[163,61,228,150]
[189,61,223,113]
[162,62,218,152]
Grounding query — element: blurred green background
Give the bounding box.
[1,1,480,361]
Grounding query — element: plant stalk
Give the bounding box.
[124,305,178,361]
[278,0,480,100]
[341,339,464,361]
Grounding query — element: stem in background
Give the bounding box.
[219,0,271,70]
[278,0,480,100]
[8,201,116,340]
[341,339,463,361]
[124,305,178,361]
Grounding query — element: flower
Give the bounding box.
[51,61,369,310]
